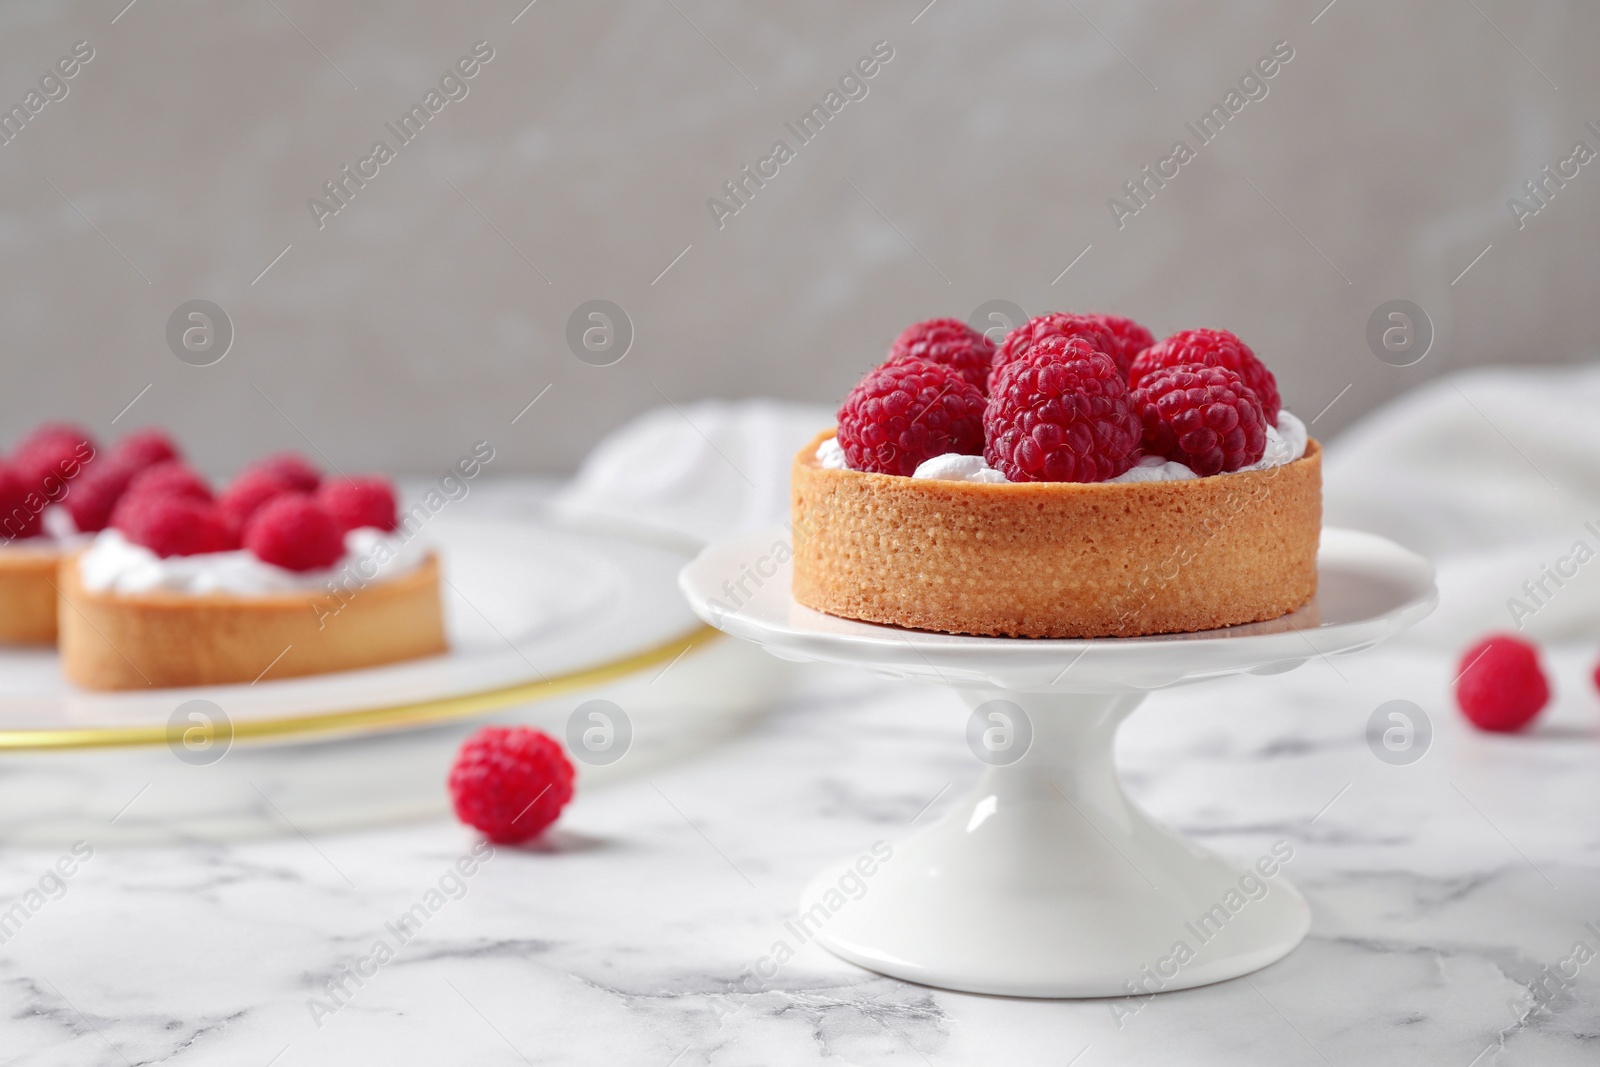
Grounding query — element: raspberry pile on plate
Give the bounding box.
[0,420,405,571]
[63,430,173,534]
[111,449,401,569]
[0,423,99,540]
[834,313,1282,482]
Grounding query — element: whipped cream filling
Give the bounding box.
[815,436,849,470]
[1108,456,1199,483]
[79,527,428,596]
[909,453,1009,483]
[1246,410,1308,472]
[818,411,1309,485]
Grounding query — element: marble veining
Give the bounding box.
[0,636,1597,1065]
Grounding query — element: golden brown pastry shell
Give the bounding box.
[58,551,448,690]
[0,547,63,644]
[791,432,1321,639]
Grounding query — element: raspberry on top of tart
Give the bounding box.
[795,313,1321,639]
[58,449,446,690]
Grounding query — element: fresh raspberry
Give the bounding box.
[885,318,996,394]
[1129,328,1281,422]
[111,462,213,529]
[448,726,575,844]
[1455,634,1549,732]
[64,457,140,533]
[124,461,212,504]
[13,422,91,455]
[0,464,43,540]
[990,313,1119,393]
[12,423,97,496]
[243,494,344,572]
[244,453,321,493]
[318,476,398,533]
[1083,314,1156,377]
[117,495,236,557]
[218,470,296,533]
[836,360,986,476]
[1130,363,1267,477]
[984,336,1141,482]
[110,429,181,470]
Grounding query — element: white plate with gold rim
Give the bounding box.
[0,517,711,746]
[0,517,779,843]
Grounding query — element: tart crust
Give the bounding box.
[58,552,449,690]
[0,547,62,644]
[791,431,1321,639]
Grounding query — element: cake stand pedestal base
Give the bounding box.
[801,690,1307,998]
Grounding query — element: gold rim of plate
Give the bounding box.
[0,624,718,752]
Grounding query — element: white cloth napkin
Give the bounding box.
[1323,364,1600,649]
[551,399,831,547]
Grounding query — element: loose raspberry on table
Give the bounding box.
[218,470,297,533]
[1455,634,1549,732]
[12,423,97,495]
[117,495,236,557]
[984,336,1142,483]
[1083,314,1155,378]
[243,494,345,572]
[1130,363,1267,477]
[1129,328,1281,422]
[448,726,575,844]
[885,318,996,394]
[245,452,321,493]
[109,429,181,470]
[64,458,140,533]
[0,464,42,540]
[318,476,399,533]
[836,359,986,477]
[990,313,1119,393]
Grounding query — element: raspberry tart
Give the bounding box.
[0,423,102,643]
[58,452,447,690]
[792,315,1321,639]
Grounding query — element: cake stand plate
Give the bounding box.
[679,527,1436,998]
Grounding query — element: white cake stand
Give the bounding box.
[679,527,1435,998]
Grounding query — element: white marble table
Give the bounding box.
[1,629,1597,1065]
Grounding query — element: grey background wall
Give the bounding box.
[1,0,1594,475]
